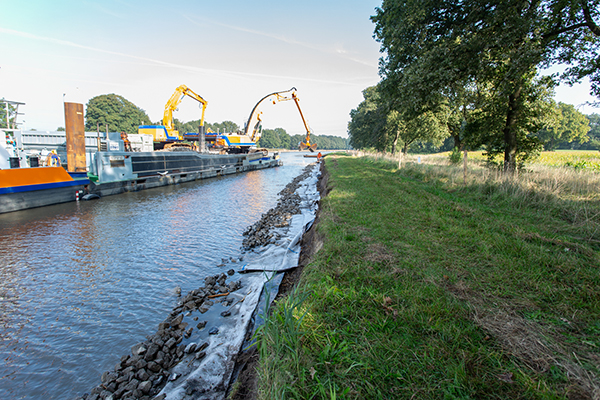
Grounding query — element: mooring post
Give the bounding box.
[198,125,206,153]
[463,149,468,185]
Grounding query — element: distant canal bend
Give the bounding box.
[0,152,315,400]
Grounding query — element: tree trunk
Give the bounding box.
[402,142,408,155]
[453,133,461,150]
[503,84,522,174]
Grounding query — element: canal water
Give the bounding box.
[0,152,316,400]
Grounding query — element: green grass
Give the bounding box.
[256,154,600,399]
[437,149,600,171]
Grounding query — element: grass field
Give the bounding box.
[254,153,600,399]
[449,149,600,171]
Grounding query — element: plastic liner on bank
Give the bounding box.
[157,164,320,400]
[78,163,320,400]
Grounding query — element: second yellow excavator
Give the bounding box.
[292,92,317,152]
[210,88,317,153]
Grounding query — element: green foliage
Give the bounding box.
[371,0,600,171]
[207,120,240,133]
[583,113,600,149]
[85,94,151,133]
[537,102,591,150]
[449,147,462,164]
[348,86,389,152]
[348,86,449,154]
[256,127,348,150]
[177,120,241,135]
[258,128,285,149]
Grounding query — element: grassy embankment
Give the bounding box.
[254,152,600,399]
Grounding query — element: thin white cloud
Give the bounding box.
[182,14,379,69]
[0,27,371,86]
[2,61,133,88]
[81,0,127,19]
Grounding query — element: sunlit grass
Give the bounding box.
[256,152,600,399]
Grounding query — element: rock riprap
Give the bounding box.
[242,164,314,250]
[75,273,242,400]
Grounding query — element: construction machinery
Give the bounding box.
[210,87,317,153]
[138,85,207,149]
[292,92,317,152]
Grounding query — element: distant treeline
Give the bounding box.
[258,128,349,150]
[177,119,349,150]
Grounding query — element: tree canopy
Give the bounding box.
[85,94,151,133]
[348,85,449,154]
[371,0,600,171]
[537,102,590,150]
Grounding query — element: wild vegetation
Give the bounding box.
[256,153,600,399]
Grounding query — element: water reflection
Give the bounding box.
[0,152,314,399]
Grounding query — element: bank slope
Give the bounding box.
[256,153,600,400]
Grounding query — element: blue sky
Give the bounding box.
[0,0,597,136]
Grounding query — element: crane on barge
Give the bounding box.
[212,88,317,153]
[138,85,208,150]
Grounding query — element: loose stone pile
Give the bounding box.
[76,272,242,400]
[242,165,315,250]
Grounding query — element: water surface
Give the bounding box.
[0,152,314,399]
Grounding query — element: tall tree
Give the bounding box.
[372,0,600,172]
[85,94,151,133]
[349,85,449,153]
[348,86,389,152]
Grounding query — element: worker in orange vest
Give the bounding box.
[121,132,132,152]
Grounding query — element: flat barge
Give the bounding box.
[87,150,281,197]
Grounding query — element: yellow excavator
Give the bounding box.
[211,87,296,153]
[138,85,207,149]
[292,92,317,152]
[212,87,317,153]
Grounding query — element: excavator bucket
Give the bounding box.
[299,142,317,152]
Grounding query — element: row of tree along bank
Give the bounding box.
[348,0,600,172]
[350,88,600,155]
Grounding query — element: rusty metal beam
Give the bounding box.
[64,102,87,172]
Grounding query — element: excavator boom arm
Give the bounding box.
[291,92,316,151]
[292,92,312,142]
[163,85,208,138]
[244,87,296,142]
